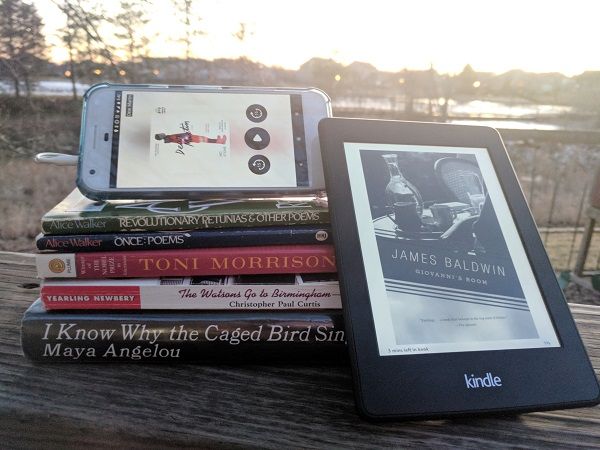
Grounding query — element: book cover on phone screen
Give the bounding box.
[40,273,340,310]
[36,245,337,279]
[41,189,329,235]
[35,225,332,253]
[21,299,346,363]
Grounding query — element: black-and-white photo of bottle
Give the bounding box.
[382,153,423,232]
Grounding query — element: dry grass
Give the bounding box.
[0,96,81,158]
[0,96,81,252]
[506,141,600,227]
[0,96,599,272]
[541,229,600,271]
[0,158,75,252]
[0,158,597,270]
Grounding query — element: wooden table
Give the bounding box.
[1,251,599,448]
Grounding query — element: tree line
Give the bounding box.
[0,0,599,113]
[0,0,211,98]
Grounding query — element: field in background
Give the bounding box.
[1,157,599,272]
[0,97,81,158]
[0,159,75,252]
[0,97,81,252]
[1,96,599,272]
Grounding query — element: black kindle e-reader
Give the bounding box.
[319,118,599,420]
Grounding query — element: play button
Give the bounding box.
[244,127,270,150]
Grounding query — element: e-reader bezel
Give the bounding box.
[319,118,599,420]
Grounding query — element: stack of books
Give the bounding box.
[21,190,346,362]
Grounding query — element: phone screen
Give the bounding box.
[109,90,308,188]
[344,142,560,356]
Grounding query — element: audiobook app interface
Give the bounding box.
[110,91,307,188]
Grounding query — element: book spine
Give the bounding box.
[36,245,337,279]
[21,308,346,362]
[40,282,341,310]
[36,226,332,252]
[41,208,330,235]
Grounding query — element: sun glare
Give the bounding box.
[33,0,600,76]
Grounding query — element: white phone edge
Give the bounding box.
[77,83,332,200]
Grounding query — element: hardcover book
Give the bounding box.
[40,273,341,310]
[41,189,329,235]
[36,245,337,279]
[36,225,332,253]
[21,299,346,362]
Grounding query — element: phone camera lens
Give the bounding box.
[89,169,96,175]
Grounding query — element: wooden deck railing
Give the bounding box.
[1,251,599,447]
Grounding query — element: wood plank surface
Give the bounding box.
[1,252,599,449]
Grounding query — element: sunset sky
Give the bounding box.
[33,0,600,76]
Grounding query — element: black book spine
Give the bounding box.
[21,301,346,363]
[35,226,332,252]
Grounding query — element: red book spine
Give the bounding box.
[42,285,142,309]
[37,245,336,279]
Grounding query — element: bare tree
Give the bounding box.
[113,0,151,82]
[426,64,438,118]
[58,6,83,100]
[233,22,248,42]
[171,0,204,80]
[439,74,454,122]
[0,0,46,98]
[54,0,121,83]
[401,69,415,116]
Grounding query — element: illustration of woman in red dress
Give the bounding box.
[155,132,227,145]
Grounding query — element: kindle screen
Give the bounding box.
[344,142,560,356]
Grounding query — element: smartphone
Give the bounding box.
[77,84,331,199]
